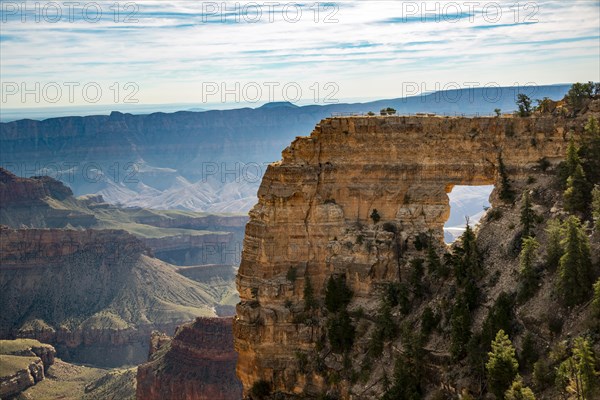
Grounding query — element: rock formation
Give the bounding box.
[234,113,591,397]
[0,339,56,398]
[136,317,242,400]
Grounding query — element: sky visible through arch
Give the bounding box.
[1,0,599,109]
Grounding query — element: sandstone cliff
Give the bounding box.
[234,110,597,398]
[136,317,242,400]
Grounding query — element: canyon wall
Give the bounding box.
[234,114,585,396]
[136,317,242,400]
[0,227,217,367]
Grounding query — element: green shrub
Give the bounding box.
[286,267,297,282]
[487,208,503,221]
[370,209,381,223]
[504,377,536,400]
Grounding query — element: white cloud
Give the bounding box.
[1,0,598,107]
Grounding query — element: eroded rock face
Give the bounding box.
[0,340,56,398]
[234,115,585,396]
[136,317,242,400]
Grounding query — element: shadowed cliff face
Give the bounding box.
[233,114,585,396]
[136,317,242,400]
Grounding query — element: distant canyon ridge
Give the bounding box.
[0,85,570,214]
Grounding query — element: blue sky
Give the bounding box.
[1,0,599,109]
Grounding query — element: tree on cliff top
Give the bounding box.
[566,82,597,113]
[516,94,533,117]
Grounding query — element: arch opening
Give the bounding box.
[444,185,494,244]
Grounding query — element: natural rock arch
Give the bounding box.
[234,115,576,396]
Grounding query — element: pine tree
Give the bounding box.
[382,355,422,400]
[486,330,520,399]
[581,116,600,184]
[451,221,482,310]
[557,216,594,306]
[504,376,536,400]
[566,135,581,177]
[591,279,600,321]
[516,94,533,117]
[520,191,536,238]
[559,135,582,189]
[564,164,592,214]
[453,221,482,286]
[450,295,472,360]
[545,219,563,270]
[325,275,352,313]
[426,237,442,275]
[519,237,540,301]
[498,154,514,202]
[592,186,600,230]
[556,337,598,400]
[327,309,355,353]
[303,275,317,311]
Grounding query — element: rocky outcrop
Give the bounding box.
[233,113,591,397]
[0,355,45,398]
[0,168,72,206]
[136,317,242,400]
[0,339,56,398]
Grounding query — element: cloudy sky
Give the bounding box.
[1,0,599,109]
